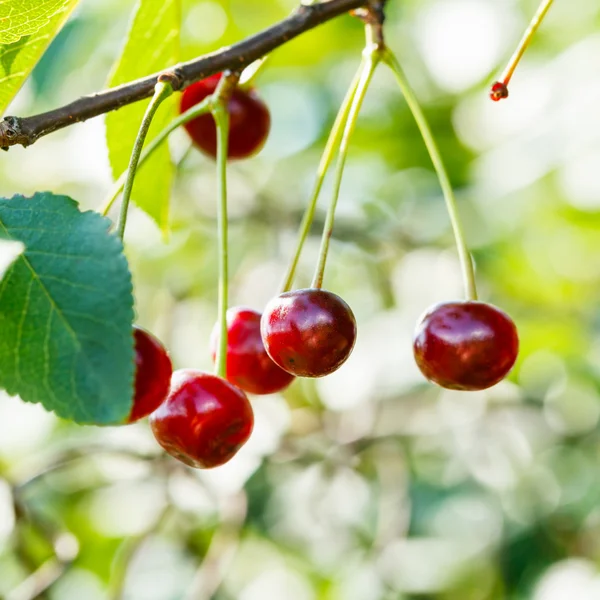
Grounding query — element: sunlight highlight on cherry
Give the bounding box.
[413,301,519,391]
[149,369,254,469]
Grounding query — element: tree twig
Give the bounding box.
[0,0,368,149]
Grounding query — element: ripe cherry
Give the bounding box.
[127,326,172,423]
[149,369,254,469]
[210,307,295,395]
[413,301,519,391]
[490,81,509,101]
[260,288,357,378]
[180,73,271,160]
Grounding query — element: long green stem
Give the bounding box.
[383,50,477,301]
[311,55,378,289]
[500,0,554,87]
[102,96,211,217]
[280,60,365,293]
[213,104,230,379]
[116,81,174,239]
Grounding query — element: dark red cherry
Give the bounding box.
[210,307,295,395]
[149,369,254,469]
[413,301,519,391]
[127,326,172,423]
[260,288,357,378]
[180,73,271,159]
[490,81,509,101]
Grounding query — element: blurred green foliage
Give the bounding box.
[2,0,600,599]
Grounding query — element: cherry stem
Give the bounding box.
[383,50,477,301]
[115,80,174,239]
[497,0,554,89]
[311,51,378,289]
[102,59,269,217]
[280,59,365,293]
[102,96,212,217]
[212,100,231,380]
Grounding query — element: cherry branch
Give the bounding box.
[0,0,372,149]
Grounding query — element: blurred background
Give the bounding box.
[2,0,600,598]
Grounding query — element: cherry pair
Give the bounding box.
[129,326,253,469]
[180,77,358,381]
[214,288,357,390]
[218,293,519,394]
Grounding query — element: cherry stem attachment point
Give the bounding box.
[383,49,477,301]
[116,80,174,239]
[491,0,554,100]
[311,50,379,289]
[280,59,365,293]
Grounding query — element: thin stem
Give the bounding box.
[6,558,68,600]
[491,0,554,99]
[311,53,378,289]
[383,50,477,300]
[116,81,174,239]
[102,96,211,216]
[280,59,365,293]
[213,103,230,379]
[501,0,554,86]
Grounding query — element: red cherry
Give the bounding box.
[490,81,509,102]
[260,288,357,378]
[149,369,254,469]
[180,73,271,160]
[413,301,519,391]
[210,307,295,395]
[127,326,172,423]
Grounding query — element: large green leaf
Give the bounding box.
[105,0,181,234]
[0,193,135,425]
[0,0,78,116]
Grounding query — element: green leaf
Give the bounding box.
[0,0,71,44]
[0,0,79,116]
[0,193,135,425]
[105,0,181,234]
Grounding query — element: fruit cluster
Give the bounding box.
[130,286,358,469]
[127,73,520,471]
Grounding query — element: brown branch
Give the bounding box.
[0,0,369,149]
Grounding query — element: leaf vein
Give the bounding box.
[14,278,33,388]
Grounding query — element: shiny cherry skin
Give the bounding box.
[180,73,271,160]
[210,307,295,395]
[127,326,173,423]
[149,369,254,469]
[413,301,519,391]
[260,288,357,378]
